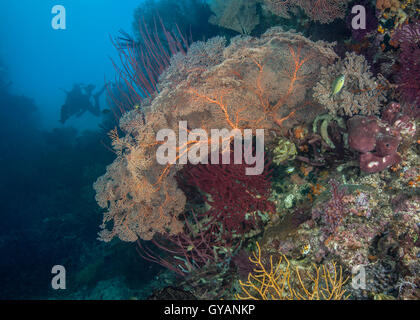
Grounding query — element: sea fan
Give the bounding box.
[392,20,420,104]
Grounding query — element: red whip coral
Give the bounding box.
[94,27,338,243]
[180,149,275,236]
[107,17,188,118]
[137,211,234,276]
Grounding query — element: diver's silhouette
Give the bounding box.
[60,83,107,123]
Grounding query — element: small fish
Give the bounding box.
[101,109,111,115]
[330,74,346,97]
[134,104,140,109]
[285,166,295,174]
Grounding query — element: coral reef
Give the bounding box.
[262,0,297,19]
[261,131,419,298]
[94,27,338,243]
[375,0,418,46]
[90,2,420,301]
[137,209,237,277]
[313,52,388,116]
[5,0,420,301]
[94,152,186,241]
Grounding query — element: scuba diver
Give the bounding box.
[59,83,107,124]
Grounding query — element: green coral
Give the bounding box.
[272,137,297,165]
[313,113,346,149]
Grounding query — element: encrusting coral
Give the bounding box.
[94,27,339,243]
[313,52,388,116]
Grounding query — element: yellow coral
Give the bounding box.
[235,242,350,300]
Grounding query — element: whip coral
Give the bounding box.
[107,17,188,118]
[180,148,275,236]
[136,211,235,276]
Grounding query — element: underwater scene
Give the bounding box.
[0,0,419,301]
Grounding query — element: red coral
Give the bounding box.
[137,211,231,276]
[180,148,274,237]
[107,17,188,118]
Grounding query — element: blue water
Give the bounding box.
[0,0,140,131]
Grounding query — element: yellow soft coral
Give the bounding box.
[235,242,350,300]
